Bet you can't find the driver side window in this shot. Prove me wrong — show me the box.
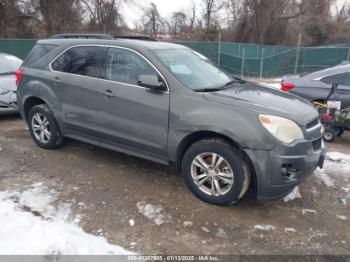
[106,48,158,86]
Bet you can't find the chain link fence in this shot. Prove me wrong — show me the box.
[176,41,350,78]
[1,39,350,79]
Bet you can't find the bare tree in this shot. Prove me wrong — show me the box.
[141,3,162,38]
[202,0,224,38]
[82,0,124,34]
[167,11,187,38]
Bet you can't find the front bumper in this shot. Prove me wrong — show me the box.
[245,139,326,201]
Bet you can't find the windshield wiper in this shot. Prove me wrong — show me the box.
[194,87,227,92]
[218,78,246,89]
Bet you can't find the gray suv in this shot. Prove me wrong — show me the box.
[16,36,325,205]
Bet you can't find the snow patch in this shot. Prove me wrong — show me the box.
[254,225,276,231]
[314,168,335,187]
[183,221,193,227]
[283,186,302,202]
[129,219,135,226]
[284,227,296,233]
[336,215,347,221]
[302,209,317,215]
[0,184,133,255]
[136,201,166,225]
[215,228,227,238]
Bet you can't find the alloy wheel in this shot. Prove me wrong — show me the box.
[190,152,234,196]
[31,113,51,144]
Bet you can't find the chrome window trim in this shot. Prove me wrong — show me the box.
[48,44,169,93]
[313,71,347,81]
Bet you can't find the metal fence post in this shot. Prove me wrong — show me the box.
[294,33,302,74]
[259,48,265,79]
[347,46,350,61]
[217,31,221,66]
[241,49,245,79]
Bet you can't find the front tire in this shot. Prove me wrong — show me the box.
[181,139,250,206]
[28,104,63,149]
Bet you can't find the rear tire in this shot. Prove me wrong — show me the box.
[28,104,64,149]
[181,139,250,206]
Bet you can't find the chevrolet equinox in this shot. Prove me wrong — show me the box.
[16,36,326,205]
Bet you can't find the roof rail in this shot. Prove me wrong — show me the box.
[114,35,156,41]
[49,33,113,39]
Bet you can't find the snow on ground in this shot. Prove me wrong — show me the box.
[0,183,133,255]
[136,201,166,225]
[254,225,276,231]
[283,186,302,202]
[316,152,350,186]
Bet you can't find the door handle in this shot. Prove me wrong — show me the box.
[100,89,115,97]
[53,76,60,85]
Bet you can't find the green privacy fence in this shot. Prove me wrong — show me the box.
[0,39,37,60]
[1,39,350,78]
[176,41,350,78]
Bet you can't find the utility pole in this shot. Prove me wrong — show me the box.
[294,33,302,74]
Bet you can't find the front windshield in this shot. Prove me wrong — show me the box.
[153,49,233,90]
[0,55,22,74]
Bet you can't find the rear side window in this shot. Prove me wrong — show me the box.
[24,44,57,67]
[321,73,346,85]
[51,46,104,78]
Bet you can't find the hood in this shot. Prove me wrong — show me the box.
[0,75,17,91]
[203,81,319,125]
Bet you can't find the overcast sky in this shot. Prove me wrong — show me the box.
[122,0,348,29]
[122,0,198,28]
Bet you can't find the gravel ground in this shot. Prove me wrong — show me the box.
[0,113,349,255]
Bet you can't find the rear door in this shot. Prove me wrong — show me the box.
[50,46,105,140]
[97,46,170,162]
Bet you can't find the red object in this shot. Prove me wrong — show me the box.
[321,113,332,122]
[281,82,295,91]
[15,68,23,86]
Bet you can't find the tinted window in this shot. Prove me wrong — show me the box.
[25,44,57,67]
[321,73,346,85]
[106,48,158,85]
[52,46,103,78]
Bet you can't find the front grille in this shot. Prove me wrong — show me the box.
[312,137,322,151]
[306,118,320,130]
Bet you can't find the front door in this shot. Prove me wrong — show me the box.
[97,47,170,161]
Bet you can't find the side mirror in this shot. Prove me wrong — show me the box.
[138,75,166,91]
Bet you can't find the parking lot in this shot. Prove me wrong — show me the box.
[0,111,349,255]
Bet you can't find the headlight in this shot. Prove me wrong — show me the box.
[259,114,304,144]
[0,88,10,95]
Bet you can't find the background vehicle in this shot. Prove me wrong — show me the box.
[0,53,22,111]
[16,36,325,206]
[281,63,350,108]
[313,83,350,142]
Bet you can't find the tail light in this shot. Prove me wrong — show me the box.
[281,82,295,92]
[16,68,23,86]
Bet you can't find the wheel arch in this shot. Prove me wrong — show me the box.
[23,96,52,122]
[175,130,257,193]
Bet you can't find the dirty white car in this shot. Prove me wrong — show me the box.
[0,53,22,110]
